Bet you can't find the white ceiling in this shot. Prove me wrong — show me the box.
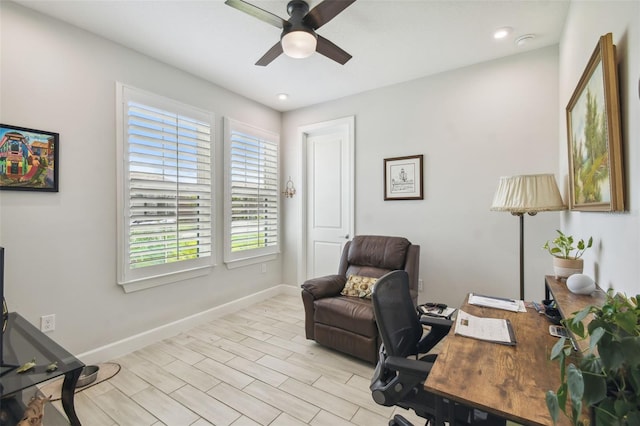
[14,0,570,111]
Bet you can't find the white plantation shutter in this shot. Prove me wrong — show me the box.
[224,118,279,265]
[117,83,214,291]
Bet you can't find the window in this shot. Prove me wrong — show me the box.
[116,83,214,292]
[224,118,279,266]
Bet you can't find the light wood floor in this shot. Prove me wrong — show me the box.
[47,293,427,426]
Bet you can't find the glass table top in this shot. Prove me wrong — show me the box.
[1,312,84,397]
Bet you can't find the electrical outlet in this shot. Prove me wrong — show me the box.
[41,314,55,332]
[418,279,424,291]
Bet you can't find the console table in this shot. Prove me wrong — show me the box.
[1,312,84,425]
[545,275,606,353]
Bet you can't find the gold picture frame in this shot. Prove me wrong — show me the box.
[566,33,624,211]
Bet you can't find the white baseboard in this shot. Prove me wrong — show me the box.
[77,284,299,365]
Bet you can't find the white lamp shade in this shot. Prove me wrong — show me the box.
[490,174,567,213]
[281,30,317,58]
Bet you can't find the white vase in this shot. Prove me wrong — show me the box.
[553,257,584,279]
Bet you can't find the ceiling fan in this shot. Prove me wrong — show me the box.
[224,0,356,66]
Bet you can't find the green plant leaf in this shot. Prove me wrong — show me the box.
[629,365,640,396]
[551,337,567,360]
[573,306,592,324]
[546,391,560,425]
[579,353,603,374]
[616,310,638,336]
[567,364,584,421]
[626,411,640,425]
[614,399,630,418]
[589,327,605,352]
[599,340,625,371]
[572,320,585,339]
[581,371,606,406]
[570,399,582,424]
[567,364,584,403]
[620,336,640,366]
[557,382,568,412]
[594,399,619,426]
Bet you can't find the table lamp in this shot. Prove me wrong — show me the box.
[490,174,566,300]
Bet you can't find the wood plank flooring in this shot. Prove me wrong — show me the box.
[46,294,427,425]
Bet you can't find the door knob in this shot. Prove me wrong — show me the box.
[344,234,349,239]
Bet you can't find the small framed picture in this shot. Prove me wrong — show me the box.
[384,154,423,200]
[0,124,59,192]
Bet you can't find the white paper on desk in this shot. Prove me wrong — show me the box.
[468,293,526,312]
[454,310,516,345]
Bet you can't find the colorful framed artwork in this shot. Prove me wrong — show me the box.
[566,33,623,211]
[0,124,59,192]
[384,154,423,200]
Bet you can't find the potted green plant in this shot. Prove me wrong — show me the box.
[546,290,640,425]
[543,230,593,279]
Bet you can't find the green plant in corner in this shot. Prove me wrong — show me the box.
[546,290,640,425]
[543,230,593,259]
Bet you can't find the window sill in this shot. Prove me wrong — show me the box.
[118,265,212,293]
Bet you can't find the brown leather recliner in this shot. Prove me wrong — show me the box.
[301,235,420,364]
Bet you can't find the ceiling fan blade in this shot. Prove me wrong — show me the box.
[316,34,352,65]
[224,0,286,29]
[255,42,284,66]
[304,0,356,30]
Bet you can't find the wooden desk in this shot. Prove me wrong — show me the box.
[424,296,569,426]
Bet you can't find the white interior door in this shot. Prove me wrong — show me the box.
[299,117,354,280]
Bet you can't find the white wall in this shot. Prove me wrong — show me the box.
[0,2,282,358]
[559,1,640,295]
[282,46,561,307]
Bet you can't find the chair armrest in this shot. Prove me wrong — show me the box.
[418,317,453,354]
[301,275,346,300]
[386,355,432,377]
[419,316,453,329]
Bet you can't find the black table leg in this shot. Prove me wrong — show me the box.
[61,367,82,426]
[433,395,445,426]
[545,277,550,300]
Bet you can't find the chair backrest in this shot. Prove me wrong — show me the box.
[371,270,423,358]
[336,235,420,302]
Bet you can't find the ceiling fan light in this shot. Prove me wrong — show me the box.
[281,30,317,59]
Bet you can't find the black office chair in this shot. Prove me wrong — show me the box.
[370,270,506,426]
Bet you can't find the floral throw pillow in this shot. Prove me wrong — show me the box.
[341,275,378,299]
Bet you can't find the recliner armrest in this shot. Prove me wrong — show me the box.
[301,274,346,300]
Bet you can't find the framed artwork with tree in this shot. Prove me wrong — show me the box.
[566,33,623,212]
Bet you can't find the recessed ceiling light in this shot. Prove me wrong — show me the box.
[277,93,288,101]
[494,27,513,40]
[515,34,536,47]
